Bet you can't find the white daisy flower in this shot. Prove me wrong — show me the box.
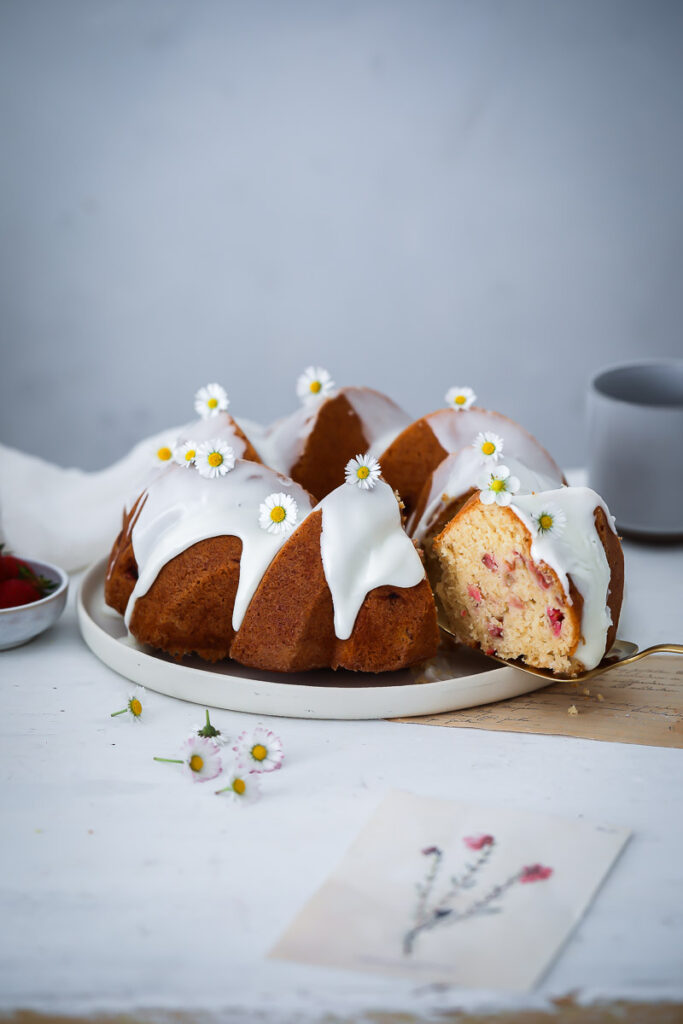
[534,503,567,537]
[110,685,147,721]
[258,492,299,536]
[174,440,198,469]
[195,440,236,479]
[215,761,261,804]
[182,736,223,783]
[154,442,175,465]
[233,725,284,773]
[194,383,229,418]
[473,431,504,463]
[296,366,335,404]
[478,465,521,507]
[445,386,476,411]
[191,709,230,745]
[344,453,382,490]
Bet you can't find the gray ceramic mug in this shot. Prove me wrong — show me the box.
[587,359,683,537]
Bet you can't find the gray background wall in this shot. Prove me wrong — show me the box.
[1,0,682,471]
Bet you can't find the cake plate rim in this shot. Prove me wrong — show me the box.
[77,558,549,720]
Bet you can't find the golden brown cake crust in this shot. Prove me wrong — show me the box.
[104,492,146,615]
[129,536,243,662]
[105,507,439,674]
[593,506,624,654]
[289,393,370,500]
[379,418,449,517]
[232,510,439,673]
[380,408,566,518]
[104,416,261,616]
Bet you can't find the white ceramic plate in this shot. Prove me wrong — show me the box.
[77,559,548,720]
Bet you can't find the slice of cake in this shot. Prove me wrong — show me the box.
[433,486,624,676]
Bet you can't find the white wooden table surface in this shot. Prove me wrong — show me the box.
[1,532,682,1022]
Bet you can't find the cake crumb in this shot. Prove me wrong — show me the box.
[582,688,591,696]
[597,693,604,702]
[568,705,579,716]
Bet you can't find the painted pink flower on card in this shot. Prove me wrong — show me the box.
[520,863,553,883]
[463,834,495,850]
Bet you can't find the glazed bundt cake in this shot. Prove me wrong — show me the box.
[250,367,411,501]
[433,485,624,676]
[149,382,261,474]
[407,449,564,588]
[380,388,564,520]
[105,455,439,673]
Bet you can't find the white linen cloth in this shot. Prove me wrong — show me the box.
[0,416,268,573]
[0,428,185,572]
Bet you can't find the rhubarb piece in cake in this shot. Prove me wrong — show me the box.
[433,485,624,676]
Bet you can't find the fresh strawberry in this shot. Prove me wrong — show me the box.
[0,553,30,581]
[0,546,56,597]
[0,578,43,608]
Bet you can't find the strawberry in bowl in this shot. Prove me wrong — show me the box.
[0,548,69,650]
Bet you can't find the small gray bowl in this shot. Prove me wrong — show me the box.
[0,557,69,651]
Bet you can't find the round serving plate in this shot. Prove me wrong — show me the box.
[77,559,547,720]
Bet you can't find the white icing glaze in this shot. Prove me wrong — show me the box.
[409,450,562,542]
[253,402,321,475]
[124,413,251,516]
[318,479,426,640]
[124,461,314,632]
[343,388,412,459]
[175,411,249,457]
[508,487,618,670]
[425,408,564,481]
[253,387,411,474]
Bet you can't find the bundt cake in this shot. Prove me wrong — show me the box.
[105,455,439,673]
[408,448,563,543]
[150,382,261,474]
[250,367,412,501]
[380,390,564,520]
[433,485,624,676]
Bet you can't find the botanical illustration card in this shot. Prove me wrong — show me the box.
[270,790,630,991]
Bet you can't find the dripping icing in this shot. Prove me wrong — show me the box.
[124,462,314,632]
[409,449,562,542]
[508,486,618,670]
[123,465,425,643]
[318,479,426,640]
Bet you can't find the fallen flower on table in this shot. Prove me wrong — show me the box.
[111,686,146,721]
[154,735,222,783]
[215,761,261,804]
[233,724,284,773]
[192,708,229,745]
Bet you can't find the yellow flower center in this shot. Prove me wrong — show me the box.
[251,743,267,761]
[233,778,246,794]
[491,478,506,493]
[539,514,554,531]
[129,698,142,717]
[270,506,286,523]
[309,380,322,394]
[185,449,196,462]
[455,394,466,405]
[356,465,370,479]
[482,441,496,455]
[208,451,223,468]
[189,754,204,773]
[157,446,172,461]
[207,397,218,409]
